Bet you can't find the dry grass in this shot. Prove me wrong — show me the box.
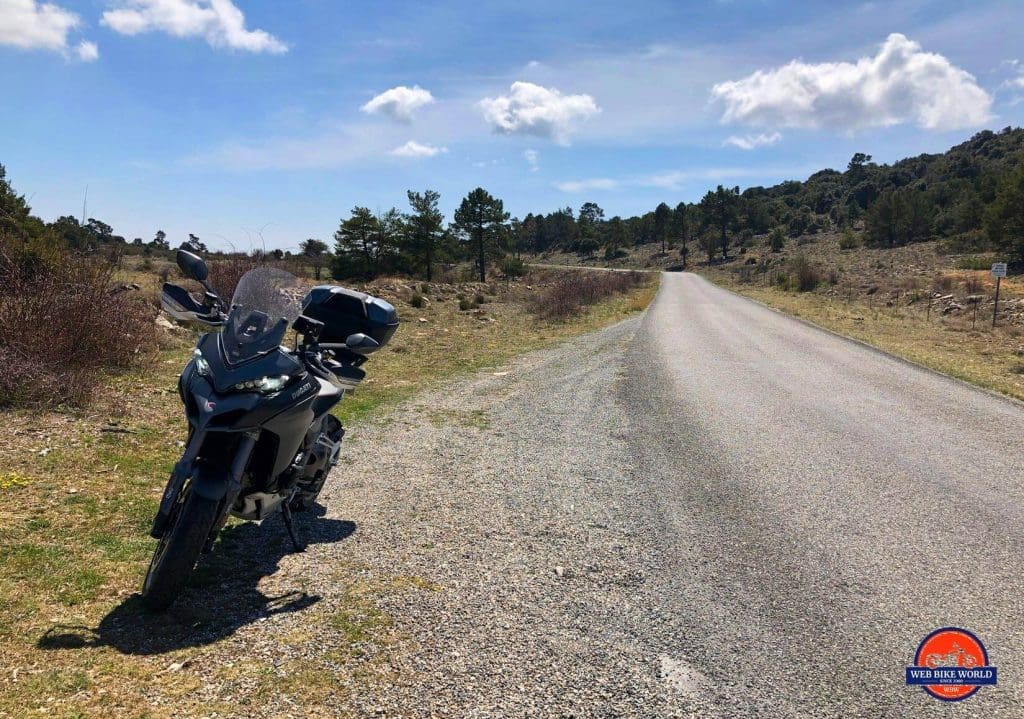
[0,267,657,718]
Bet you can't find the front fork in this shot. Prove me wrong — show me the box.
[150,430,258,539]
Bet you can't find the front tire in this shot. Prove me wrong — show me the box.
[142,486,220,610]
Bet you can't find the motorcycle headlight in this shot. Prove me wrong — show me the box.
[193,349,211,376]
[232,375,290,394]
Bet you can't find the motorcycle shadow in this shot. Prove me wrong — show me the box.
[36,507,356,656]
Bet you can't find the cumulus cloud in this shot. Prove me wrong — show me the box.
[711,33,992,131]
[724,131,781,150]
[479,81,599,144]
[361,85,434,122]
[101,0,287,54]
[523,148,539,171]
[390,140,447,159]
[0,0,97,59]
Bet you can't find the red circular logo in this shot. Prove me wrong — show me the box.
[911,628,991,701]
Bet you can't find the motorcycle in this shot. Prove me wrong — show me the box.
[143,249,398,610]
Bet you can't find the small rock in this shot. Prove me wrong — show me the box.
[37,448,50,457]
[418,317,428,323]
[554,566,565,578]
[942,303,963,315]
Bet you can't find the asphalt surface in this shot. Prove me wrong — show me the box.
[306,271,1024,716]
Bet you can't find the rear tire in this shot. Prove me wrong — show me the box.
[142,487,220,610]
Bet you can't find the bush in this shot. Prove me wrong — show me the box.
[207,256,261,300]
[410,292,425,308]
[769,228,785,252]
[500,257,526,278]
[527,270,646,321]
[458,297,476,311]
[474,292,487,304]
[0,235,159,407]
[839,230,860,251]
[956,256,992,270]
[791,255,821,292]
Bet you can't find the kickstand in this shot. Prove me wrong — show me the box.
[281,500,305,552]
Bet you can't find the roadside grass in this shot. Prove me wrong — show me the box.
[0,269,657,718]
[703,274,1024,402]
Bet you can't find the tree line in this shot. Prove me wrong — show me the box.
[3,126,1024,284]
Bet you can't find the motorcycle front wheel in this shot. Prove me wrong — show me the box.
[141,485,219,610]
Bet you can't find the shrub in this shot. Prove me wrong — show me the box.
[527,270,646,321]
[410,292,425,308]
[207,256,261,300]
[458,297,475,311]
[500,257,526,278]
[839,230,860,251]
[769,227,785,252]
[791,255,821,292]
[474,292,487,304]
[0,235,159,408]
[956,256,991,270]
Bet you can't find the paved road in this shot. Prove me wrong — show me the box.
[256,271,1024,716]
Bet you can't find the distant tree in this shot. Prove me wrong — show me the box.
[300,238,329,280]
[985,165,1024,263]
[673,202,690,268]
[847,152,873,173]
[50,215,93,251]
[769,227,785,252]
[697,227,718,263]
[864,189,930,248]
[577,201,604,255]
[181,233,207,253]
[303,239,328,278]
[150,230,169,250]
[453,188,509,282]
[604,216,626,260]
[653,202,672,253]
[699,185,740,259]
[0,163,43,239]
[87,218,114,244]
[404,189,445,281]
[333,206,382,278]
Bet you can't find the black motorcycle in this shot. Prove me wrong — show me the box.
[144,250,398,609]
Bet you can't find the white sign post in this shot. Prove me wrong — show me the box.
[992,263,1007,327]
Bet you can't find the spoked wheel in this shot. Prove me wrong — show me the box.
[142,485,220,610]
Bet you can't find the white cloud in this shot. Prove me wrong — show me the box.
[0,0,97,59]
[557,165,817,194]
[1003,60,1024,89]
[724,131,782,150]
[711,33,992,131]
[554,178,618,193]
[523,148,539,171]
[479,81,600,144]
[390,140,447,159]
[75,39,98,61]
[101,0,287,54]
[361,85,434,122]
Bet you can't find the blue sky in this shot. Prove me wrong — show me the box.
[1,0,1023,251]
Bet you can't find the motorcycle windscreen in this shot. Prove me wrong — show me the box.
[220,267,305,364]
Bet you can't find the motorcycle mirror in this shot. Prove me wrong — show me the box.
[176,249,209,282]
[345,333,380,351]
